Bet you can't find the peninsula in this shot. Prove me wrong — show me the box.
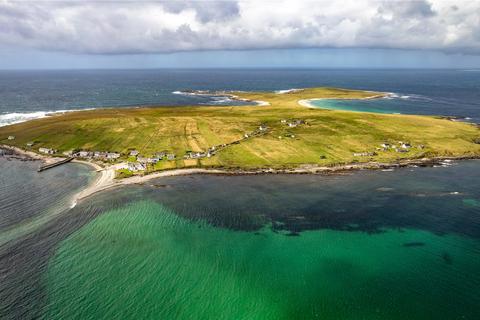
[1,87,479,185]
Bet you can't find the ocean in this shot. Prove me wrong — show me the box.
[0,69,479,319]
[1,69,480,126]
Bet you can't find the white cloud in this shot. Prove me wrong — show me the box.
[0,0,479,54]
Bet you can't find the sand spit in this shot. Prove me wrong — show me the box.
[72,155,479,203]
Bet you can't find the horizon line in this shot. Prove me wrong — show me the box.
[0,67,475,72]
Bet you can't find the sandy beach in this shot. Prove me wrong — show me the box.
[2,141,477,203]
[71,155,479,205]
[3,143,479,206]
[297,92,388,109]
[298,99,317,108]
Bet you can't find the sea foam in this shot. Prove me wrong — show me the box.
[0,109,95,127]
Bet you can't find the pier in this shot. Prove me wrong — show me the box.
[38,157,74,172]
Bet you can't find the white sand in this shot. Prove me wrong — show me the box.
[72,167,227,205]
[254,100,270,106]
[297,99,317,108]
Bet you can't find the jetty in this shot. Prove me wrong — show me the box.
[38,157,74,172]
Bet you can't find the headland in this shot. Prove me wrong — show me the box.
[1,86,479,202]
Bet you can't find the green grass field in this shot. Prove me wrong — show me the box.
[1,87,479,171]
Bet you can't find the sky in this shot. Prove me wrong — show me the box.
[1,0,480,69]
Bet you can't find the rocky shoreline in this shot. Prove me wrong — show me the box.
[141,155,479,177]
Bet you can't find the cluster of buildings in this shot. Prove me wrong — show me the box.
[354,141,425,157]
[127,150,176,171]
[133,150,176,163]
[70,150,121,160]
[127,162,146,172]
[276,119,305,139]
[280,119,306,128]
[377,141,424,153]
[10,122,272,173]
[126,124,270,168]
[184,150,216,160]
[39,147,57,155]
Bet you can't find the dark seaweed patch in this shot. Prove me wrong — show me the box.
[442,252,453,265]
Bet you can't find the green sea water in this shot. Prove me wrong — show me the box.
[2,160,480,319]
[44,200,480,320]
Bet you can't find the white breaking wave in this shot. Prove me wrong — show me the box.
[0,109,95,127]
[171,90,211,96]
[385,92,410,99]
[0,111,49,126]
[208,97,235,104]
[384,92,431,101]
[383,93,397,100]
[384,92,411,100]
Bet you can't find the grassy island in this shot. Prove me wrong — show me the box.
[1,87,479,175]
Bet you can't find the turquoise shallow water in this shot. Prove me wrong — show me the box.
[309,98,399,114]
[1,160,480,319]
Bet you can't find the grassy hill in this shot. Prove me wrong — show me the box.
[1,87,479,172]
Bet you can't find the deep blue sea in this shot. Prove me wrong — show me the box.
[1,69,479,126]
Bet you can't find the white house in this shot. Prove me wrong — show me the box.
[107,152,120,160]
[94,151,107,159]
[128,162,146,171]
[155,151,166,158]
[353,152,376,157]
[38,147,56,154]
[78,151,92,158]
